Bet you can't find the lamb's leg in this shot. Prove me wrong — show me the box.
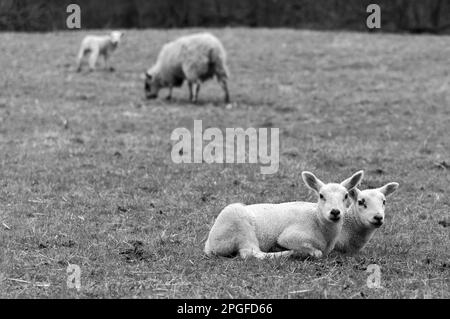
[88,49,99,72]
[76,48,85,72]
[277,228,324,259]
[206,203,268,259]
[294,243,323,258]
[239,246,293,260]
[104,54,114,72]
[166,86,173,100]
[217,77,230,104]
[188,82,193,101]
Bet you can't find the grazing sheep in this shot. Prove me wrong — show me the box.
[334,182,399,254]
[144,32,230,103]
[76,31,124,72]
[204,171,364,260]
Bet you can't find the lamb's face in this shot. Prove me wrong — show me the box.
[316,184,349,223]
[350,183,398,229]
[301,171,363,224]
[144,71,160,99]
[110,31,123,45]
[351,189,386,228]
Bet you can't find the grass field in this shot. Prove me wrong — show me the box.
[0,28,449,298]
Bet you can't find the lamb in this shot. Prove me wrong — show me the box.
[76,31,124,72]
[144,33,230,103]
[334,182,399,254]
[204,170,364,259]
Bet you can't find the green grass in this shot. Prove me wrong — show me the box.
[0,28,449,298]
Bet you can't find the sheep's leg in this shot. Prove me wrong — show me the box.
[188,82,193,101]
[88,49,99,72]
[166,86,173,100]
[218,78,230,104]
[193,83,201,103]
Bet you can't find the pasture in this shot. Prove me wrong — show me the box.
[0,28,448,298]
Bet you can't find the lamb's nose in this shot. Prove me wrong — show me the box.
[330,209,341,217]
[373,215,383,222]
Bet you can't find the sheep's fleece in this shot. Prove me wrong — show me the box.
[145,32,230,102]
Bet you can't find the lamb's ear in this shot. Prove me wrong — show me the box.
[341,170,364,191]
[348,188,360,202]
[378,182,399,197]
[301,171,325,193]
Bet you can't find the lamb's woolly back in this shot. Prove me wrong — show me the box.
[80,31,123,49]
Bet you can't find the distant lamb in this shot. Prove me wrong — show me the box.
[204,171,364,259]
[334,182,399,254]
[76,31,124,72]
[144,33,230,103]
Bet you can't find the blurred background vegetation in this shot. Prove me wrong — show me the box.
[0,0,449,33]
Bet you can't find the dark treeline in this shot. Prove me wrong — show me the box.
[1,0,450,33]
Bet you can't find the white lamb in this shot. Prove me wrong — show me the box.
[76,31,124,72]
[144,32,230,103]
[204,170,364,259]
[334,182,399,254]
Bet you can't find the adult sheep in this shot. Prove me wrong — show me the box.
[144,33,230,103]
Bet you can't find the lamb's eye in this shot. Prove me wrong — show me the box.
[319,194,325,201]
[344,193,348,200]
[358,199,366,207]
[382,200,386,205]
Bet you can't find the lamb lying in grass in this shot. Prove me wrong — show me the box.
[76,31,124,72]
[334,182,399,254]
[144,32,230,103]
[204,170,364,259]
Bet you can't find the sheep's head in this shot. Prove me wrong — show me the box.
[302,171,364,224]
[144,69,161,99]
[110,31,124,45]
[349,183,399,228]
